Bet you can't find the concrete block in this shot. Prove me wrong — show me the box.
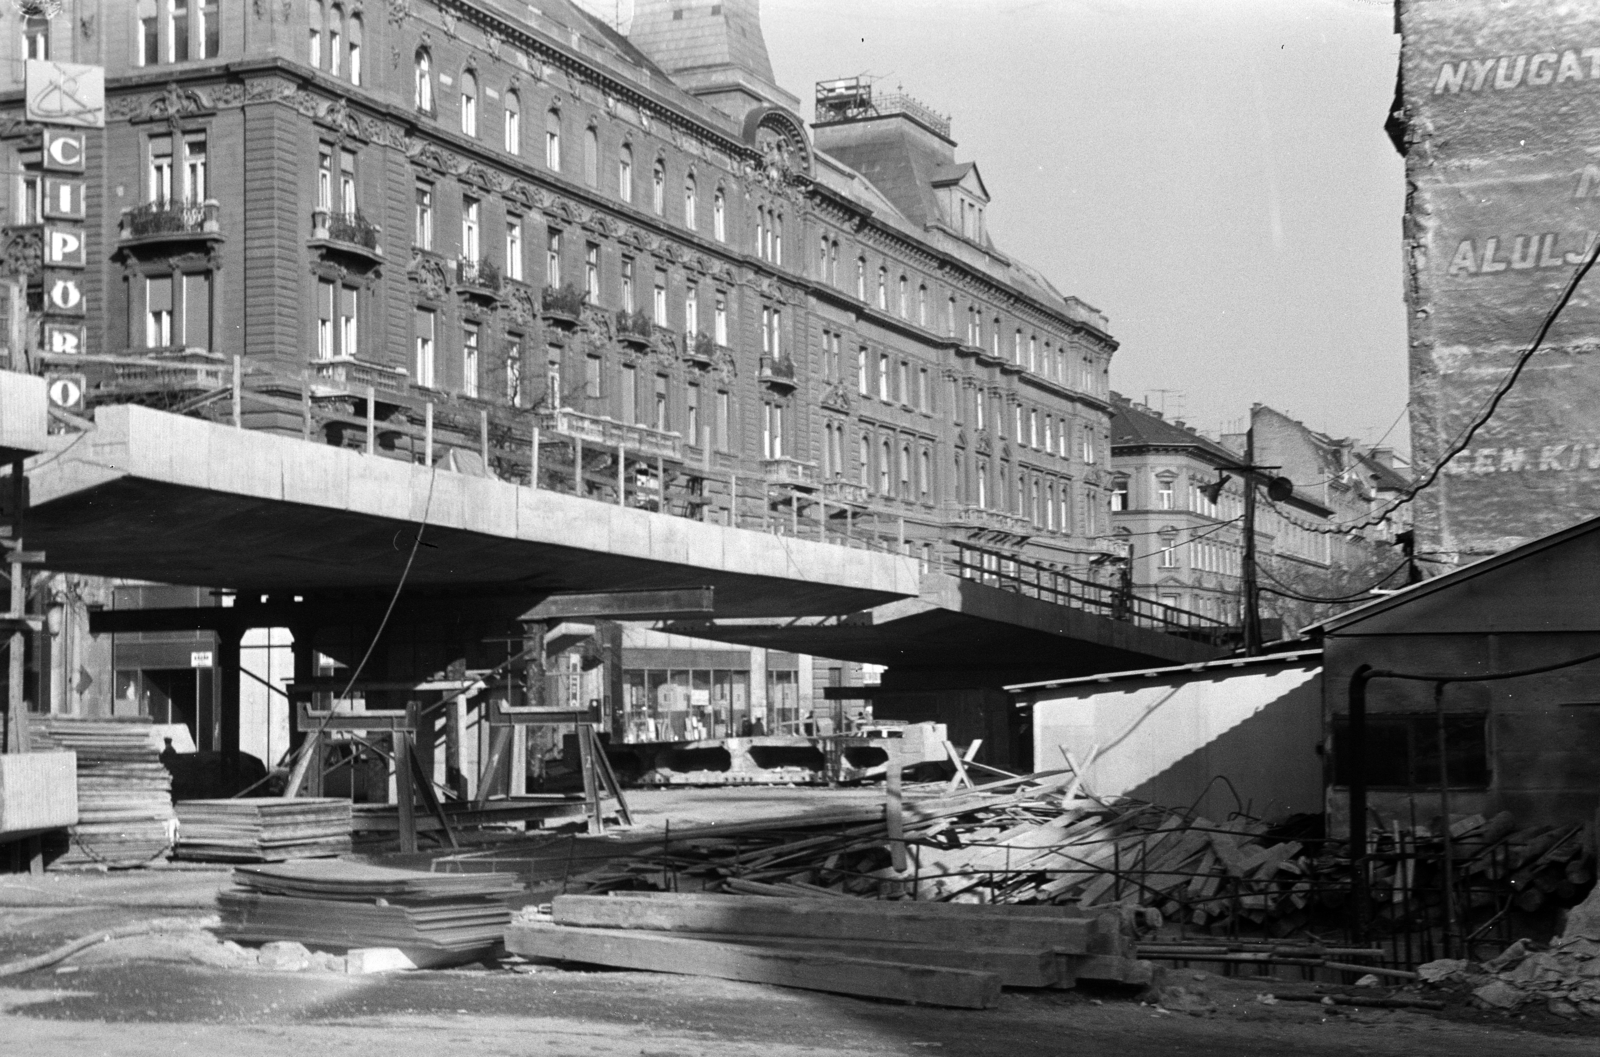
[344,947,418,974]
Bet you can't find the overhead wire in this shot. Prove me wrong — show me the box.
[1284,230,1600,537]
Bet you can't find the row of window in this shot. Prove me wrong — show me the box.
[138,0,221,67]
[411,49,757,252]
[823,243,1103,395]
[307,1,363,84]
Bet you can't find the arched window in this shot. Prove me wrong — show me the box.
[918,284,928,326]
[858,435,870,487]
[977,461,988,508]
[774,212,783,264]
[946,295,956,337]
[880,439,892,495]
[876,267,887,310]
[684,175,697,229]
[1014,328,1023,364]
[1046,483,1056,529]
[460,70,478,136]
[584,126,599,187]
[953,453,964,504]
[503,90,521,154]
[310,2,324,67]
[651,160,665,214]
[898,275,908,318]
[545,108,561,170]
[818,235,828,276]
[618,144,633,202]
[856,257,866,300]
[413,49,432,112]
[830,239,839,285]
[347,15,363,84]
[992,316,1001,356]
[328,5,344,75]
[899,444,911,497]
[713,189,726,241]
[1031,479,1041,526]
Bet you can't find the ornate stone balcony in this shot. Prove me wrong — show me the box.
[821,479,871,506]
[308,355,409,396]
[542,284,587,327]
[759,354,797,391]
[118,198,222,246]
[538,406,681,462]
[760,457,818,487]
[948,505,1033,536]
[309,208,383,265]
[456,257,501,299]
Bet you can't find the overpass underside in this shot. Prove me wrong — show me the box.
[15,401,1225,770]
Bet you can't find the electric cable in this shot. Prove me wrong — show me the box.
[1283,231,1600,537]
[274,464,438,798]
[1254,557,1408,604]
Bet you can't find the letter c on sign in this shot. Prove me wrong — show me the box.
[46,134,82,169]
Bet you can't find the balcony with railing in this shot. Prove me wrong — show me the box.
[119,198,221,245]
[759,354,797,391]
[684,331,718,368]
[456,257,501,299]
[308,355,410,396]
[538,406,681,462]
[761,457,818,488]
[310,208,383,265]
[947,504,1034,536]
[821,478,871,506]
[615,308,654,348]
[543,284,587,326]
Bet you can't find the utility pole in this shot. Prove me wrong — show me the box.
[1241,429,1261,655]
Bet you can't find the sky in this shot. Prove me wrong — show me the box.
[755,0,1410,454]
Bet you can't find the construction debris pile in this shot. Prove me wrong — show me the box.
[1418,883,1600,1018]
[585,771,1307,933]
[30,717,176,867]
[174,797,352,862]
[217,859,520,964]
[507,891,1133,1008]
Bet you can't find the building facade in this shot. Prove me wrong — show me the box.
[1,0,1120,752]
[1110,396,1405,640]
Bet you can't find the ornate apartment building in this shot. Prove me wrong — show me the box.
[0,0,1122,747]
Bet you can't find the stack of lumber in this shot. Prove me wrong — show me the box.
[217,859,521,959]
[506,892,1132,1008]
[174,798,351,862]
[29,717,176,866]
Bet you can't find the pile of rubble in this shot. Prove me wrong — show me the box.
[1419,885,1600,1017]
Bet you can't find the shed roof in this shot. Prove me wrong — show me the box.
[1311,513,1600,636]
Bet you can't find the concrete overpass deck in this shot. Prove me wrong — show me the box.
[23,404,921,618]
[665,571,1222,682]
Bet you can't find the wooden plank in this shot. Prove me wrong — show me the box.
[520,588,715,621]
[505,921,1001,1008]
[551,893,1099,953]
[667,930,1058,987]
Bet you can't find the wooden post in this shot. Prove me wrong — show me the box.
[232,354,242,428]
[445,694,466,800]
[424,402,434,466]
[480,409,490,468]
[573,435,584,495]
[366,385,376,455]
[729,473,738,527]
[791,492,799,536]
[475,725,513,807]
[656,456,665,512]
[578,723,603,835]
[394,727,417,854]
[301,375,312,441]
[617,443,626,506]
[531,427,541,489]
[886,746,906,872]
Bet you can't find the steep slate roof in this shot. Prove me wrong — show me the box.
[1111,396,1238,463]
[816,118,953,230]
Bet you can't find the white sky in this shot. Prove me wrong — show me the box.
[759,0,1409,453]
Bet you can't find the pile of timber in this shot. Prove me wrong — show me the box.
[506,892,1134,1008]
[585,771,1303,930]
[218,859,521,960]
[29,717,176,867]
[174,798,352,862]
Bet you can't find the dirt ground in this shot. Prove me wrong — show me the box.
[3,788,1598,1056]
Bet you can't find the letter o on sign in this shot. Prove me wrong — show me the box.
[47,375,84,411]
